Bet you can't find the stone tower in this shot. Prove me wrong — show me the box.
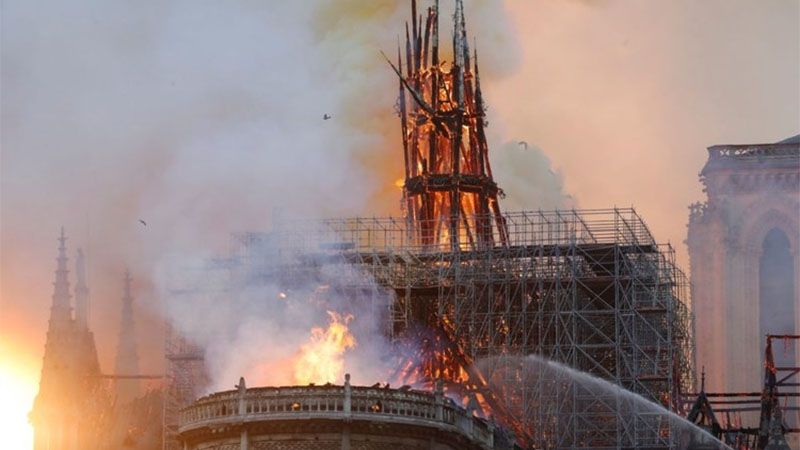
[114,269,141,403]
[30,229,102,450]
[687,135,800,393]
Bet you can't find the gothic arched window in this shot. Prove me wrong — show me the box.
[759,227,796,368]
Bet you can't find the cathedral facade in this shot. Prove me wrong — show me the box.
[688,135,800,393]
[30,230,153,449]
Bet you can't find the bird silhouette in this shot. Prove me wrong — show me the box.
[323,113,332,120]
[138,219,147,227]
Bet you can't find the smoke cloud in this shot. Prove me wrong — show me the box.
[3,0,796,399]
[1,0,541,386]
[161,240,397,391]
[492,141,575,210]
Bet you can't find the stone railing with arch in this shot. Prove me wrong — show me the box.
[179,375,502,449]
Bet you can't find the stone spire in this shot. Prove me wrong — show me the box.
[114,269,141,403]
[32,229,102,450]
[74,248,89,330]
[48,227,72,330]
[764,406,791,450]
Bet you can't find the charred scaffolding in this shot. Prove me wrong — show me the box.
[686,335,799,449]
[248,208,694,449]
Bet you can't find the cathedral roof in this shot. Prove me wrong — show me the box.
[776,134,800,144]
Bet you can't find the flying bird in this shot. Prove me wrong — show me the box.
[138,219,147,227]
[323,113,332,120]
[518,141,529,150]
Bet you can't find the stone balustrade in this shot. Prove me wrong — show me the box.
[707,143,800,162]
[178,375,502,449]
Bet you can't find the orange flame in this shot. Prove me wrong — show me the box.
[293,311,356,385]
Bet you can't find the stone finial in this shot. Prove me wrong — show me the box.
[435,379,444,396]
[237,377,247,416]
[344,373,352,417]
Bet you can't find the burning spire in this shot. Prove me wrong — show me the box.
[114,269,141,403]
[389,0,508,250]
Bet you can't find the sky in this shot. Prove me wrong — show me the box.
[1,0,798,446]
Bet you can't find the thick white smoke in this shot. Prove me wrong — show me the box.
[160,241,397,391]
[492,141,575,210]
[2,0,571,382]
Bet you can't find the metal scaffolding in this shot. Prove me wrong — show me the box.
[686,335,799,449]
[186,207,693,449]
[162,322,206,450]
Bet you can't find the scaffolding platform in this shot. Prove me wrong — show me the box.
[165,208,694,449]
